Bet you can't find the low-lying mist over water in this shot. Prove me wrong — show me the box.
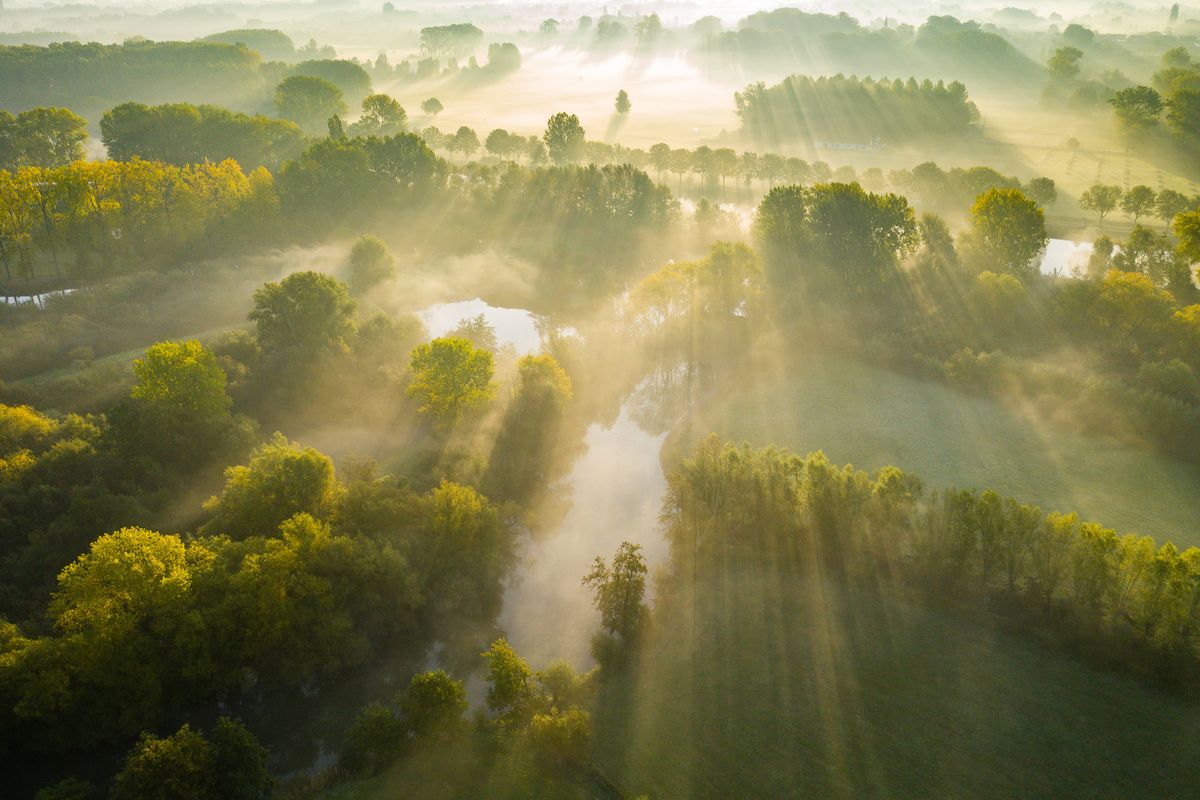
[3,0,1200,798]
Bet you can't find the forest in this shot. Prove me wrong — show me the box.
[1,1,1200,798]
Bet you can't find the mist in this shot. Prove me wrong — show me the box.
[3,0,1200,797]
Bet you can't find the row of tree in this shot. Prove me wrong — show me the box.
[735,74,979,147]
[663,436,1200,688]
[0,158,271,280]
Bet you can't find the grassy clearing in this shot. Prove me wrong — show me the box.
[672,352,1200,545]
[593,570,1200,799]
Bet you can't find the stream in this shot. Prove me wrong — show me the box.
[417,298,670,668]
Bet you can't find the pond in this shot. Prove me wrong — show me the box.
[1039,238,1094,277]
[418,298,542,353]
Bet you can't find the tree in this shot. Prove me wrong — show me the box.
[274,75,347,134]
[543,112,586,165]
[1121,185,1157,223]
[131,340,230,422]
[450,126,480,158]
[1156,189,1191,225]
[487,354,573,501]
[421,97,443,117]
[1109,86,1164,129]
[529,706,592,767]
[5,107,88,168]
[34,778,94,800]
[1025,177,1057,207]
[754,182,918,296]
[52,527,196,636]
[648,142,670,176]
[1173,208,1200,264]
[539,18,560,35]
[968,188,1048,280]
[1166,89,1200,146]
[111,724,213,800]
[482,638,532,720]
[202,432,340,539]
[340,703,406,776]
[208,718,271,800]
[447,314,498,351]
[406,337,496,427]
[635,13,663,43]
[485,128,519,159]
[346,235,395,293]
[401,669,467,739]
[614,89,631,114]
[111,719,270,800]
[419,24,483,57]
[352,93,406,137]
[249,271,357,357]
[582,541,648,641]
[1047,47,1083,81]
[669,148,692,188]
[1079,183,1122,222]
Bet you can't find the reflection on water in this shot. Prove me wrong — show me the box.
[1039,238,1093,277]
[499,404,668,667]
[418,297,542,353]
[2,288,75,308]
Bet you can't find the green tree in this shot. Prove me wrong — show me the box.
[755,182,918,296]
[52,526,198,636]
[615,89,631,114]
[208,718,271,800]
[8,107,88,168]
[346,235,395,293]
[450,126,481,158]
[1047,47,1083,81]
[1025,177,1057,207]
[543,112,586,165]
[1176,207,1200,264]
[421,97,443,117]
[487,353,573,501]
[274,75,347,134]
[485,128,519,159]
[111,719,269,800]
[202,432,340,539]
[249,271,357,357]
[482,637,532,720]
[1121,185,1157,223]
[1166,89,1200,145]
[648,142,670,176]
[131,340,230,422]
[582,541,648,641]
[406,337,496,427]
[447,314,498,351]
[967,188,1048,280]
[352,93,406,137]
[528,706,592,767]
[340,703,406,776]
[111,724,213,800]
[1109,86,1164,129]
[1080,183,1123,222]
[1156,189,1192,225]
[401,669,467,739]
[34,778,94,800]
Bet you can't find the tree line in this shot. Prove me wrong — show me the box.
[661,436,1200,691]
[735,73,979,148]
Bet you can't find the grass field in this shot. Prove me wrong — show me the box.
[672,352,1200,546]
[592,570,1200,799]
